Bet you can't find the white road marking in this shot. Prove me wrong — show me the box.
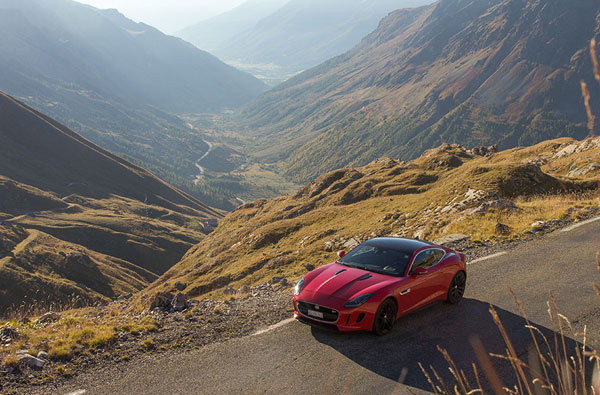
[467,251,507,265]
[64,390,87,395]
[560,216,600,233]
[252,318,295,336]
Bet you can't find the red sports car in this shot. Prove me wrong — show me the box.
[293,237,466,335]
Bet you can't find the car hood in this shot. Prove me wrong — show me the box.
[302,263,398,301]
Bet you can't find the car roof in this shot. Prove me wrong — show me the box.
[362,237,434,253]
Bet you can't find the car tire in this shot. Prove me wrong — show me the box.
[446,271,466,304]
[372,298,397,336]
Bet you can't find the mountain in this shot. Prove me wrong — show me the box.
[183,0,432,84]
[0,91,222,312]
[241,0,600,182]
[0,0,267,210]
[145,137,600,299]
[177,0,289,54]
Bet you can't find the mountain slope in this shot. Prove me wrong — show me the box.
[147,137,600,298]
[242,0,600,181]
[0,91,222,312]
[0,0,266,113]
[201,0,432,83]
[177,0,289,54]
[0,0,267,209]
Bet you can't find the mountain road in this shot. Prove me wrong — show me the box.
[46,218,600,394]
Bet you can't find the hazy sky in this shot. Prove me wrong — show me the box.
[76,0,246,34]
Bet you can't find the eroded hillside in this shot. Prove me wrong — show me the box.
[148,137,600,299]
[0,91,222,312]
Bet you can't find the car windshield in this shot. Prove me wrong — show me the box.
[338,245,412,276]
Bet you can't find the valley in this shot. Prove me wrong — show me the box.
[1,0,600,393]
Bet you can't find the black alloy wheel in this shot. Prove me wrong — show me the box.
[446,271,466,304]
[373,299,397,336]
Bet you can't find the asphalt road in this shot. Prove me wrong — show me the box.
[53,218,600,395]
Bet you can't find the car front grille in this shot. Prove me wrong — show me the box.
[297,301,339,323]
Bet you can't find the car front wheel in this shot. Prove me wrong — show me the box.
[446,271,466,304]
[372,298,397,336]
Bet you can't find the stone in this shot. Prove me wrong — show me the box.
[223,287,235,295]
[17,354,45,369]
[304,264,315,271]
[342,238,360,250]
[472,199,518,214]
[171,292,188,312]
[36,351,48,360]
[324,241,335,251]
[567,163,600,178]
[236,285,251,295]
[413,229,426,240]
[36,312,61,325]
[174,282,186,291]
[0,326,20,343]
[495,223,511,235]
[271,276,283,284]
[150,292,175,311]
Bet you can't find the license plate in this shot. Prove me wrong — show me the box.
[307,309,324,319]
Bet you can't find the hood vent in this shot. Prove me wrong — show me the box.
[334,269,347,276]
[357,274,372,281]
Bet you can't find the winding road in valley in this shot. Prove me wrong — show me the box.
[49,218,600,394]
[193,139,214,184]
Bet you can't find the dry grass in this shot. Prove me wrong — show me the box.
[143,136,600,300]
[0,306,159,365]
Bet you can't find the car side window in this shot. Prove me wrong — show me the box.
[410,249,445,272]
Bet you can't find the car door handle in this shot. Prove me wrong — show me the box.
[400,289,411,295]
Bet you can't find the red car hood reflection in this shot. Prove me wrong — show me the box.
[302,263,399,301]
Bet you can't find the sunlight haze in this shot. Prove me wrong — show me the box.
[75,0,246,33]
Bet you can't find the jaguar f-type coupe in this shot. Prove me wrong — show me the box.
[293,237,466,335]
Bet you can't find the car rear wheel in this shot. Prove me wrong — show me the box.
[372,298,397,336]
[446,271,466,304]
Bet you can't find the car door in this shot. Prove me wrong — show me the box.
[398,249,446,313]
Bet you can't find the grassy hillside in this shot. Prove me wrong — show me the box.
[0,91,222,313]
[146,137,600,299]
[241,0,600,182]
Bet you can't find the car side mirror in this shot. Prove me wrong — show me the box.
[412,267,428,276]
[337,250,346,259]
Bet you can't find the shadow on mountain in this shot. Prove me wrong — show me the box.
[310,298,589,392]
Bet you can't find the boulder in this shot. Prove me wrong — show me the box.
[36,312,61,325]
[150,292,174,311]
[171,293,188,312]
[17,354,45,369]
[36,351,49,360]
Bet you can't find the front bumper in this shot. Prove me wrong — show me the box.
[292,295,375,332]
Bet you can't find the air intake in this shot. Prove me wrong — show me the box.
[334,269,346,276]
[357,274,372,281]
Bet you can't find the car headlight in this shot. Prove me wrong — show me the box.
[344,293,374,308]
[293,277,305,296]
